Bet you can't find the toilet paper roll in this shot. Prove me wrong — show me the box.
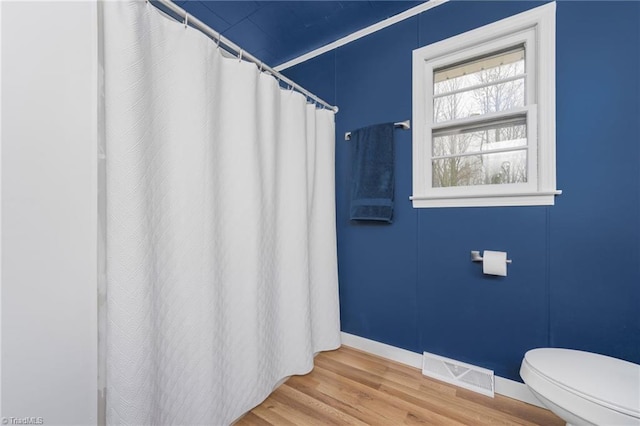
[483,250,507,276]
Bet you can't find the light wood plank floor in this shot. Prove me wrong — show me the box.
[235,346,563,425]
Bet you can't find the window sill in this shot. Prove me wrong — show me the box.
[410,190,562,208]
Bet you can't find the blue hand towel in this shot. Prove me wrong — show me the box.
[350,122,395,223]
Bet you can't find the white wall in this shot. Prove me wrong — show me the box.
[1,2,98,424]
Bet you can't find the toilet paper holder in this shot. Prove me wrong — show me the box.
[471,250,512,264]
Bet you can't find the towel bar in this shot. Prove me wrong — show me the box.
[345,120,410,141]
[471,250,512,264]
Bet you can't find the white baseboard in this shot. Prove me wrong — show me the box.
[340,332,545,408]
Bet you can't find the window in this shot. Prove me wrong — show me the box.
[411,3,560,208]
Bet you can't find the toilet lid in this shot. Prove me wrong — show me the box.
[524,348,640,418]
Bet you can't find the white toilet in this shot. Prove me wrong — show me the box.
[520,348,640,426]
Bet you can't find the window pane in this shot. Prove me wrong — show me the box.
[434,47,525,95]
[434,79,525,122]
[432,150,527,188]
[433,120,526,157]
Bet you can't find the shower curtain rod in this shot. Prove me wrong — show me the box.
[152,0,339,113]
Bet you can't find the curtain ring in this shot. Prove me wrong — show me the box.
[238,49,243,62]
[216,37,221,50]
[184,14,189,29]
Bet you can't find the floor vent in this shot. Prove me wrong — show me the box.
[422,351,495,397]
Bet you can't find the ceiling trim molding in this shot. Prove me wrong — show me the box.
[274,0,449,71]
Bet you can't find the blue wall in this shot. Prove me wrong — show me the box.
[284,0,640,381]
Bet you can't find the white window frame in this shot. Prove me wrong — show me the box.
[411,2,560,208]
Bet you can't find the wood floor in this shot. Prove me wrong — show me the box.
[235,346,564,426]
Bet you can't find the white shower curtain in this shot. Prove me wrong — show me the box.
[102,2,340,424]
